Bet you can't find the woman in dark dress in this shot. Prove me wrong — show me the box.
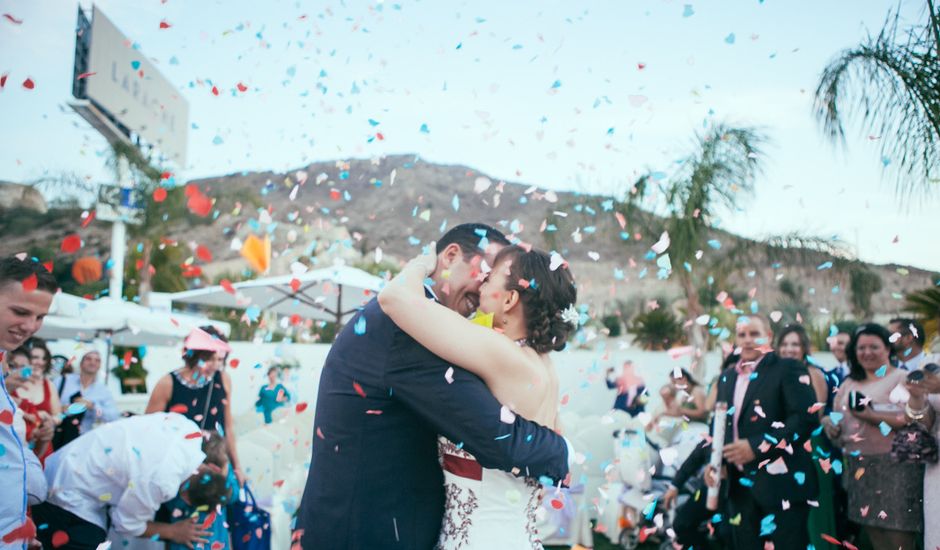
[146,326,243,549]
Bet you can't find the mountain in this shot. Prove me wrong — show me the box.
[2,154,935,324]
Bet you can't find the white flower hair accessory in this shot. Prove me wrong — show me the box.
[560,304,580,328]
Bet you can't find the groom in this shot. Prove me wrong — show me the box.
[295,223,571,549]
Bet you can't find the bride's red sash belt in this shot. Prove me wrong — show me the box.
[442,453,483,481]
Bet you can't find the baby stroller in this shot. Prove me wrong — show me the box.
[613,421,709,550]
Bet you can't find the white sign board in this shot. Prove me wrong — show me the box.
[84,6,188,166]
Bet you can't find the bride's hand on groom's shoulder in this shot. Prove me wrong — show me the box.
[408,249,438,277]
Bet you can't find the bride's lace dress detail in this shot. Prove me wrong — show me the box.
[437,437,543,550]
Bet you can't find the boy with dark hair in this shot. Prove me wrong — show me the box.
[0,255,57,549]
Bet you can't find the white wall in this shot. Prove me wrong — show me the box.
[48,338,837,422]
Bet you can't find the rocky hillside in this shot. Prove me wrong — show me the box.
[2,155,935,323]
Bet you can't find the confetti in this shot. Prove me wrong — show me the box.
[240,234,271,273]
[61,234,82,253]
[354,316,367,335]
[21,273,37,292]
[51,531,69,548]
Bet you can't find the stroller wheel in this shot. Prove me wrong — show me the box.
[618,528,640,550]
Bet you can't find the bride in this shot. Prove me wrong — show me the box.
[379,243,578,549]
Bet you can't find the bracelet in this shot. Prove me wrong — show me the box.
[906,402,931,421]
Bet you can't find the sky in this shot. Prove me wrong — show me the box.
[1,0,938,271]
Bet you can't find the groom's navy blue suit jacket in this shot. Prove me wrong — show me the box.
[295,296,570,549]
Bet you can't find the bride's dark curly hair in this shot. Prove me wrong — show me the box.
[492,245,578,354]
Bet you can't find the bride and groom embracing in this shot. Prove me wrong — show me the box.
[294,222,580,549]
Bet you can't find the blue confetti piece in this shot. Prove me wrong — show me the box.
[682,4,695,17]
[833,459,843,475]
[738,477,754,487]
[354,316,367,335]
[66,402,88,416]
[817,261,833,270]
[368,118,380,126]
[212,135,224,145]
[245,306,261,323]
[794,471,806,485]
[759,514,776,536]
[724,33,736,44]
[707,239,721,249]
[0,443,5,457]
[878,422,891,436]
[131,60,141,70]
[875,364,887,377]
[494,433,511,440]
[550,79,562,89]
[452,194,460,211]
[419,123,429,134]
[829,412,843,425]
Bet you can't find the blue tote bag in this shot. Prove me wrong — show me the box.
[228,483,271,550]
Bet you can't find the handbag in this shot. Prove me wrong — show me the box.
[891,421,939,464]
[227,483,271,550]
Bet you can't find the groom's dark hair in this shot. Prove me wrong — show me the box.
[436,223,510,258]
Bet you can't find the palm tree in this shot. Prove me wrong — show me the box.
[814,1,940,198]
[906,284,940,344]
[628,308,685,351]
[34,143,194,305]
[620,123,767,377]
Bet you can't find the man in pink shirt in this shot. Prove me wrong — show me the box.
[713,314,819,549]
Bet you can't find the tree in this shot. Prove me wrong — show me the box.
[627,308,685,351]
[35,143,211,305]
[814,1,940,198]
[621,123,767,376]
[905,284,940,345]
[848,263,883,319]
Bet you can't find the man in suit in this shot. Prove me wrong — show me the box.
[889,317,928,371]
[295,223,571,549]
[712,314,819,549]
[827,329,851,384]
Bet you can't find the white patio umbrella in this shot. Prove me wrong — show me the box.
[169,264,384,326]
[37,294,230,347]
[37,294,231,383]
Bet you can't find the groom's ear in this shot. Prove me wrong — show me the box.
[439,243,463,268]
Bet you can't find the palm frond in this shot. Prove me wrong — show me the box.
[814,3,940,200]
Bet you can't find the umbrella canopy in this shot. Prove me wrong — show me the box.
[37,293,230,347]
[169,264,384,325]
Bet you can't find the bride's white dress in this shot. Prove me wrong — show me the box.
[436,437,544,549]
